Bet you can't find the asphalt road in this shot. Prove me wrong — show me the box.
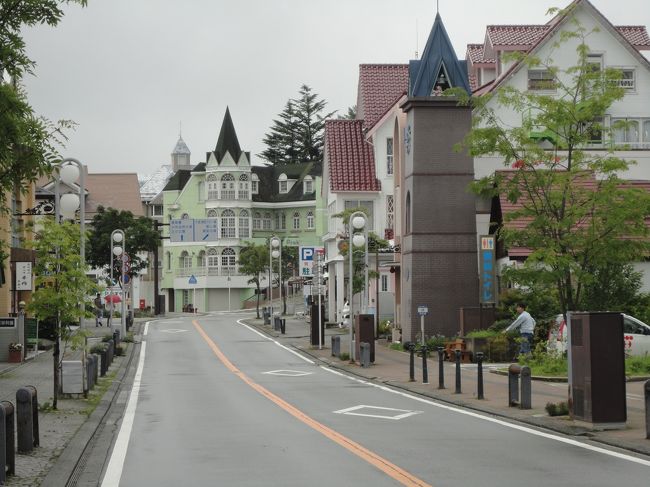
[99,312,650,487]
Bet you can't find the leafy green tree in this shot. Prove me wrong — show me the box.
[278,246,298,315]
[27,218,95,409]
[333,209,387,296]
[259,84,335,165]
[461,22,650,315]
[0,0,87,263]
[238,243,269,318]
[86,206,160,283]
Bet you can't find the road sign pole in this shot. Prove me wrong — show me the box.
[421,314,425,347]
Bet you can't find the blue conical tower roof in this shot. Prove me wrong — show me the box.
[409,13,470,96]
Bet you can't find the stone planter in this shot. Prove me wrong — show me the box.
[463,337,489,361]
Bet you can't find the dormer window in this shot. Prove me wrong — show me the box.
[303,175,313,194]
[251,173,259,194]
[279,173,288,194]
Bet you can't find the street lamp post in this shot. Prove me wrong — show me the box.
[269,236,281,315]
[110,229,126,338]
[54,158,85,328]
[348,211,367,362]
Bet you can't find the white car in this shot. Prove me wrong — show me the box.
[548,313,650,357]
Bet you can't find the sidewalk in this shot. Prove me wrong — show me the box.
[0,317,131,486]
[249,311,650,458]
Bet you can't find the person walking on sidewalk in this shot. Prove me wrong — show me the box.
[94,293,104,327]
[505,302,535,356]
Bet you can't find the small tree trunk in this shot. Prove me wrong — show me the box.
[53,330,59,410]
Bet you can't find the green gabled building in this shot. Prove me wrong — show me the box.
[161,108,324,312]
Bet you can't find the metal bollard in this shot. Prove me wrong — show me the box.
[476,352,485,400]
[280,318,286,334]
[437,347,445,389]
[360,342,370,368]
[508,364,531,409]
[521,366,531,409]
[113,330,120,345]
[408,343,416,382]
[645,380,650,440]
[331,336,340,357]
[0,401,15,483]
[16,386,39,453]
[455,349,462,394]
[421,346,428,384]
[107,339,114,366]
[100,349,108,377]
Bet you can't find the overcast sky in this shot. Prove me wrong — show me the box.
[22,0,650,176]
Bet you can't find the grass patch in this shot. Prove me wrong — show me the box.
[389,343,404,351]
[81,370,118,416]
[339,352,350,361]
[625,355,650,375]
[545,401,569,416]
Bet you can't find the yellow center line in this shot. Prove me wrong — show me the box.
[193,320,432,487]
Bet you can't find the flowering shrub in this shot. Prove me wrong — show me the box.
[9,342,23,352]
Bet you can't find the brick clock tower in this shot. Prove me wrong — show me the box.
[399,13,479,340]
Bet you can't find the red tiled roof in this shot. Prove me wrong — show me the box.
[468,73,478,91]
[466,44,495,64]
[497,170,650,257]
[325,120,380,192]
[616,26,650,49]
[484,24,649,51]
[486,25,549,48]
[358,64,408,130]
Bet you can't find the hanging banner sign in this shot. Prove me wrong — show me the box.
[479,235,497,304]
[16,262,32,291]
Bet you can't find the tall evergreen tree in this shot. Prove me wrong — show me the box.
[259,85,335,165]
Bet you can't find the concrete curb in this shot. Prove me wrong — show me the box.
[41,323,143,486]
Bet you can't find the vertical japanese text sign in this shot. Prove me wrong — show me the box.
[479,236,497,304]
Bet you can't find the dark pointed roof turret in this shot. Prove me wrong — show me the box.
[214,107,242,163]
[409,13,470,96]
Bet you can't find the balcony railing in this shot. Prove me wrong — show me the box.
[175,266,241,278]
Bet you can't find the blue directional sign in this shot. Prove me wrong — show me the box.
[170,219,195,242]
[479,235,497,304]
[194,219,219,242]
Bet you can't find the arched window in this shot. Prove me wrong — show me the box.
[181,213,189,219]
[307,210,314,229]
[207,248,219,274]
[253,212,262,230]
[179,250,191,268]
[303,175,313,194]
[207,209,218,218]
[221,173,235,200]
[221,209,236,238]
[251,173,259,194]
[239,210,250,238]
[293,211,300,230]
[238,173,249,200]
[278,173,288,194]
[263,212,272,230]
[405,191,411,235]
[207,173,218,200]
[222,248,236,275]
[197,250,206,267]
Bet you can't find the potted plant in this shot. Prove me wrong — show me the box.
[8,342,23,363]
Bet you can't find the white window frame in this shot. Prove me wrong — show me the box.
[381,274,389,292]
[306,210,314,229]
[239,210,250,238]
[221,209,236,238]
[293,211,300,230]
[220,174,236,200]
[527,69,556,91]
[386,137,394,175]
[303,176,313,194]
